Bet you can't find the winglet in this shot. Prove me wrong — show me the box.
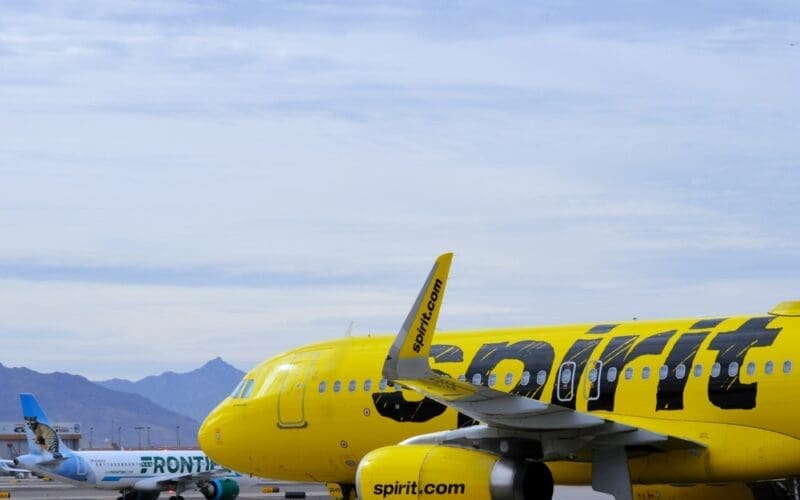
[383,253,453,381]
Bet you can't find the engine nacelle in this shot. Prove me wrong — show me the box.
[200,478,240,500]
[356,444,553,500]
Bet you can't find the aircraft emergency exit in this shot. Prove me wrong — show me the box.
[199,253,800,499]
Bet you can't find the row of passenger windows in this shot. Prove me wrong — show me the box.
[319,378,392,393]
[317,360,794,393]
[588,359,794,384]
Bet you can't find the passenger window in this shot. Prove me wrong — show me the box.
[230,380,245,398]
[728,362,739,377]
[624,367,633,380]
[472,373,482,385]
[606,367,618,383]
[784,360,793,374]
[333,381,342,393]
[746,362,756,376]
[504,373,513,386]
[658,365,668,380]
[363,379,372,392]
[693,364,702,378]
[536,370,547,386]
[457,374,466,382]
[588,367,598,383]
[520,371,531,386]
[675,363,686,380]
[379,378,388,390]
[240,379,255,398]
[488,373,497,386]
[765,361,774,375]
[641,366,650,380]
[711,363,721,378]
[348,380,357,392]
[318,381,327,393]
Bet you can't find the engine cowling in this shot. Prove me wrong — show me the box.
[356,444,553,500]
[200,478,240,500]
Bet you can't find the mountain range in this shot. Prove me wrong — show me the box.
[0,358,245,452]
[97,357,245,422]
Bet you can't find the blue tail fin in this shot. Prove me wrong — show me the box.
[19,393,72,457]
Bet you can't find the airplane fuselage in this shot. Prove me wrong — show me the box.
[200,313,800,486]
[17,449,221,490]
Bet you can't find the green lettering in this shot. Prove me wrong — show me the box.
[153,457,165,474]
[180,456,193,473]
[167,456,179,473]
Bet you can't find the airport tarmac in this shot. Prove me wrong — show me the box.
[0,477,611,499]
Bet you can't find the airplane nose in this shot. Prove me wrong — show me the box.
[199,404,242,472]
[198,408,224,458]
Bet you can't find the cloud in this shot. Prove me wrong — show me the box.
[0,0,798,379]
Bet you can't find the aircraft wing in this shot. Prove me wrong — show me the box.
[383,254,703,460]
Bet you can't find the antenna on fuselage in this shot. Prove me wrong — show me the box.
[344,321,354,337]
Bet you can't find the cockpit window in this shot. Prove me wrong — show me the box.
[230,380,246,398]
[240,379,255,399]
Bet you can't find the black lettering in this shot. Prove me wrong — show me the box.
[372,344,463,423]
[586,331,674,412]
[465,340,556,400]
[707,317,781,410]
[656,332,708,410]
[587,336,637,412]
[550,339,602,409]
[690,318,727,330]
[587,324,618,334]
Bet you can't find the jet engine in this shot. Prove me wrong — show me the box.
[356,444,553,500]
[200,478,240,500]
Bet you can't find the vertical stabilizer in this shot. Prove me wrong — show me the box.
[19,393,71,458]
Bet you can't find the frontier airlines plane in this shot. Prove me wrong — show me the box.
[15,393,242,500]
[199,253,800,500]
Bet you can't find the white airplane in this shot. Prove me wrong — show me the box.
[13,393,242,500]
[0,458,31,478]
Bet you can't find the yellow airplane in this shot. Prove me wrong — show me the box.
[199,253,800,499]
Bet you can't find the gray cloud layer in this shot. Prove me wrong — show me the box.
[1,1,798,378]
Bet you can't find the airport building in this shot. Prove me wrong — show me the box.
[0,422,82,458]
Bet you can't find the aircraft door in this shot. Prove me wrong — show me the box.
[75,456,87,478]
[556,361,576,402]
[277,350,323,429]
[584,360,603,401]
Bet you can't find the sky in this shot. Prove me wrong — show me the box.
[1,1,799,380]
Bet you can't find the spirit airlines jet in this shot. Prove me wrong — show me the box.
[14,393,241,500]
[199,253,800,500]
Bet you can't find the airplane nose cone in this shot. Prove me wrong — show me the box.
[199,404,245,473]
[198,408,224,459]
